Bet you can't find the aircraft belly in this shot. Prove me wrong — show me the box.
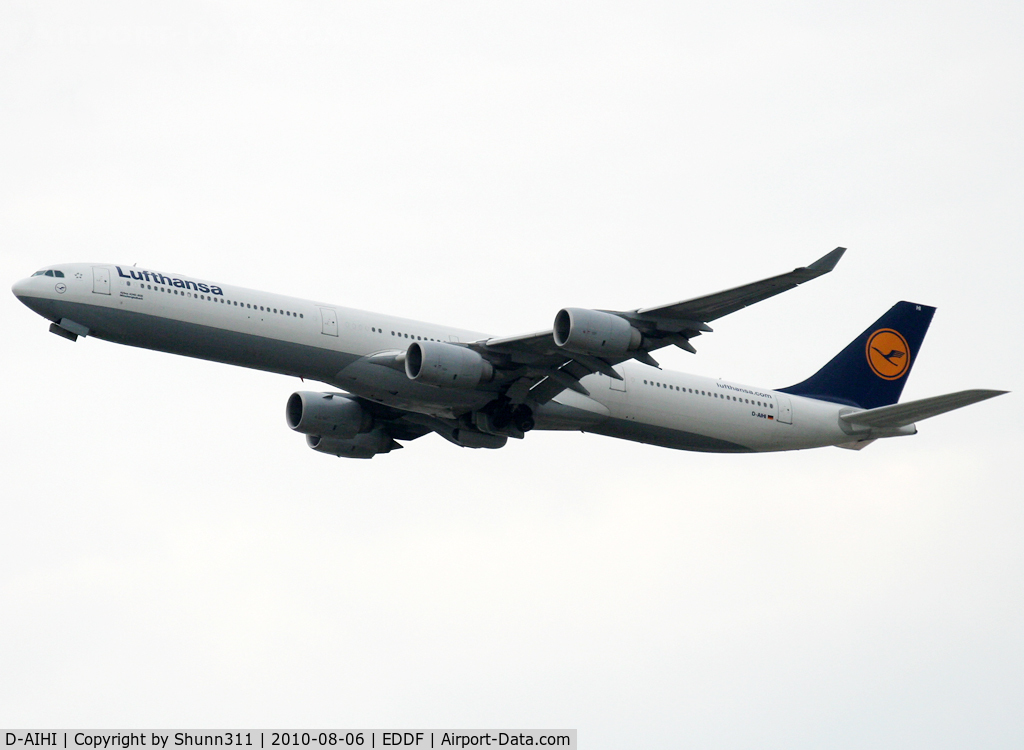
[21,296,359,383]
[584,417,755,453]
[584,382,775,453]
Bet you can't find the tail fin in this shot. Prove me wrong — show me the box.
[779,301,935,409]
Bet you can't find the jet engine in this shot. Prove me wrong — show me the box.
[306,428,399,459]
[286,391,373,438]
[553,308,642,356]
[405,341,493,388]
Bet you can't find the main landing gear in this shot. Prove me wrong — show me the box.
[473,399,535,437]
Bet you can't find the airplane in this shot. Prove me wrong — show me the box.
[11,249,1007,459]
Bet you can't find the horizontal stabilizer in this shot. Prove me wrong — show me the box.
[840,389,1007,429]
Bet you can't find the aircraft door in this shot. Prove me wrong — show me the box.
[320,307,339,336]
[776,393,793,424]
[92,266,111,295]
[609,366,627,392]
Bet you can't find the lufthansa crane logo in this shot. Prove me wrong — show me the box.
[866,328,910,380]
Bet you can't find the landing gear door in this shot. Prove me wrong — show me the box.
[776,393,793,424]
[320,307,339,336]
[92,266,110,295]
[609,366,627,392]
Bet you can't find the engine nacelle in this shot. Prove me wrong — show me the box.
[553,308,641,356]
[306,428,397,459]
[286,391,373,438]
[405,341,493,388]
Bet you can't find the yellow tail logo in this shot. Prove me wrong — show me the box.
[866,329,910,380]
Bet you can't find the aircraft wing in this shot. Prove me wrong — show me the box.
[633,246,846,323]
[468,247,847,405]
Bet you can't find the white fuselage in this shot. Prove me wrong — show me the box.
[13,263,859,454]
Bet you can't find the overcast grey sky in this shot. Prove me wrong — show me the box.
[2,2,1022,747]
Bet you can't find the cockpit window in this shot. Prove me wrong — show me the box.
[53,270,65,277]
[32,270,46,276]
[33,269,65,277]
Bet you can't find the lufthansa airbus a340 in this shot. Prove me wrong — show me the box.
[12,249,1006,459]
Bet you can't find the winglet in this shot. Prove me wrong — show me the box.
[805,247,846,274]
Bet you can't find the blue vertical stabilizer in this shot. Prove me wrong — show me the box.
[779,301,935,409]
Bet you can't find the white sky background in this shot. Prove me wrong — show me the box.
[1,2,1022,746]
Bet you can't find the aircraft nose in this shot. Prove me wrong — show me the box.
[11,277,32,299]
